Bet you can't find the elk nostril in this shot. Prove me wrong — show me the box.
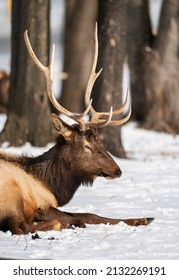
[116,169,122,178]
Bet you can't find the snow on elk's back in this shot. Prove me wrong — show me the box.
[0,115,179,259]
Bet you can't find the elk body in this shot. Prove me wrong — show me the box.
[0,25,154,234]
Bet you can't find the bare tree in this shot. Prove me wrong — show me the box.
[128,0,179,134]
[127,0,152,121]
[60,0,97,112]
[0,0,51,146]
[92,0,128,157]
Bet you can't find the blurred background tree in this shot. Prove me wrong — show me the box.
[60,0,97,112]
[92,0,128,158]
[127,0,179,134]
[0,0,51,146]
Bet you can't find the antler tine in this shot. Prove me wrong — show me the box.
[108,105,132,126]
[86,104,131,129]
[84,23,115,129]
[86,106,113,129]
[84,24,131,129]
[24,30,91,131]
[95,89,130,119]
[85,23,102,118]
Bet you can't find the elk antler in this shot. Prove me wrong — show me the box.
[24,23,131,131]
[84,23,131,128]
[24,31,92,131]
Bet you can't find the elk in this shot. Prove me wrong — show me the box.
[0,25,154,235]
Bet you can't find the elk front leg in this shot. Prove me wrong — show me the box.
[35,207,86,228]
[62,212,154,226]
[36,207,154,227]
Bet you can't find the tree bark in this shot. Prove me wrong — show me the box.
[142,0,179,133]
[92,0,128,158]
[127,0,179,133]
[0,0,52,146]
[127,0,153,121]
[60,0,97,112]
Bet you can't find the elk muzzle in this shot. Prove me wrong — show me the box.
[101,169,122,180]
[100,163,122,180]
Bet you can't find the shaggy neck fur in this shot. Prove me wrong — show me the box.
[17,137,94,206]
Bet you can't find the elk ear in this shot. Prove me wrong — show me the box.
[51,113,73,140]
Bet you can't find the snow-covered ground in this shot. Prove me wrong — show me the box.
[0,115,179,260]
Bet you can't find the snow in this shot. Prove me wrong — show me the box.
[0,116,179,260]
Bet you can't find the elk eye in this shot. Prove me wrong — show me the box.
[85,130,92,139]
[84,145,92,153]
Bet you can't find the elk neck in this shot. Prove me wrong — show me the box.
[22,136,93,207]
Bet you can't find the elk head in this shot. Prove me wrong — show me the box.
[24,23,131,182]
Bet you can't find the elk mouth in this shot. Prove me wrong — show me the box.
[101,169,122,180]
[101,172,115,180]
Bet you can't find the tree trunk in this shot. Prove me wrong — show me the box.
[92,0,128,158]
[60,0,97,112]
[0,0,52,146]
[127,0,153,121]
[142,0,179,133]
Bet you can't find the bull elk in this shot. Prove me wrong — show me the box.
[0,25,154,235]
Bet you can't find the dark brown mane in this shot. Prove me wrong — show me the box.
[25,137,94,206]
[1,135,93,207]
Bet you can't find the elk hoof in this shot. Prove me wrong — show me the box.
[67,224,76,230]
[146,217,155,225]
